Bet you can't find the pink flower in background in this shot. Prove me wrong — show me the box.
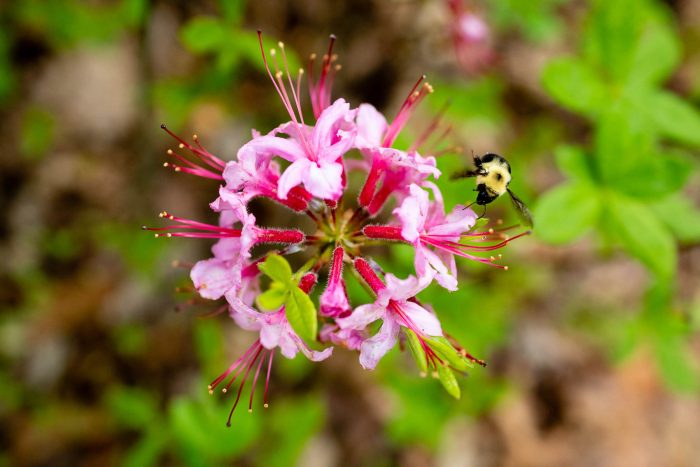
[147,31,527,424]
[447,0,495,74]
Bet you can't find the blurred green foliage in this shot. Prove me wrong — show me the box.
[536,0,700,391]
[2,0,699,464]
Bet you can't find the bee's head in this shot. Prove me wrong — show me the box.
[476,186,496,205]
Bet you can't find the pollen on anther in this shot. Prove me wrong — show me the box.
[278,41,285,48]
[222,388,227,393]
[310,53,317,60]
[264,403,269,408]
[504,266,509,270]
[167,149,174,155]
[431,371,439,379]
[178,143,184,149]
[163,162,169,167]
[248,408,253,413]
[208,389,213,395]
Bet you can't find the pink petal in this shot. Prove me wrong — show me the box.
[358,315,400,370]
[277,159,310,199]
[395,184,431,241]
[310,98,352,155]
[243,134,307,162]
[355,103,388,148]
[211,237,241,259]
[419,247,458,291]
[428,206,478,238]
[400,301,443,336]
[302,160,344,200]
[190,258,237,300]
[298,341,334,361]
[274,330,299,358]
[382,272,433,302]
[337,304,386,330]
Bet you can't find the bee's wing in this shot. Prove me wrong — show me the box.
[507,188,533,228]
[450,168,481,180]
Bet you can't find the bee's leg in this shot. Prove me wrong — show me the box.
[476,205,487,220]
[462,201,476,211]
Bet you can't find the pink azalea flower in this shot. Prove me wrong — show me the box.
[241,98,356,201]
[216,145,311,212]
[364,183,530,280]
[393,183,476,291]
[354,79,441,215]
[337,258,441,369]
[207,272,331,426]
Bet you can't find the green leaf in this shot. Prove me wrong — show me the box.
[256,282,288,311]
[170,396,261,459]
[534,182,600,244]
[427,336,474,372]
[595,103,655,183]
[628,11,681,87]
[650,194,700,243]
[554,145,596,182]
[541,57,608,115]
[258,254,293,284]
[405,329,428,374]
[20,107,55,160]
[180,17,226,53]
[612,151,693,200]
[582,0,645,83]
[285,286,318,343]
[643,91,700,146]
[654,337,700,392]
[105,387,158,428]
[437,365,461,399]
[260,396,325,467]
[123,429,169,467]
[606,193,676,279]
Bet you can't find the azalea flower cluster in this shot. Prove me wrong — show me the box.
[147,32,525,425]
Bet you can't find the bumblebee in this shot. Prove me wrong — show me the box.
[451,153,533,227]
